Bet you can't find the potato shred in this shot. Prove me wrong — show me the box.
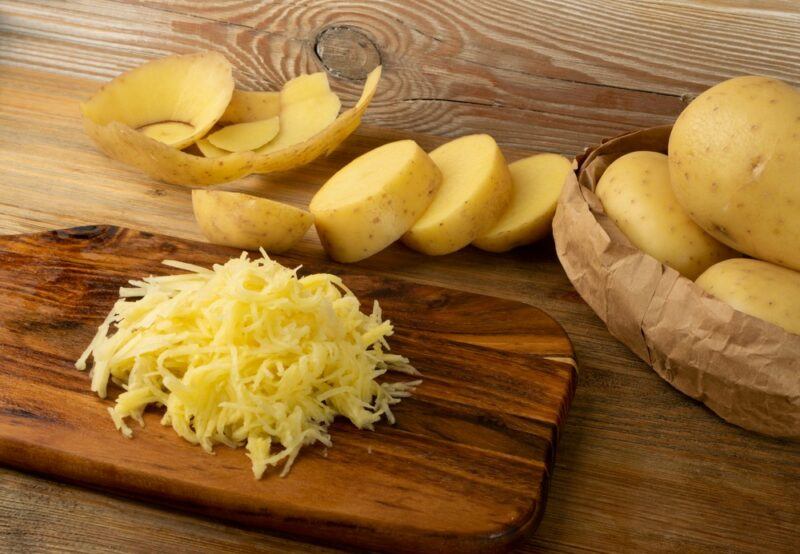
[76,252,419,478]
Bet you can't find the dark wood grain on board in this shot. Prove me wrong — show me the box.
[0,226,576,553]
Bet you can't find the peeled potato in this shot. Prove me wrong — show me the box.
[83,65,382,186]
[474,153,572,252]
[402,134,512,256]
[219,90,280,124]
[196,138,230,158]
[696,258,800,335]
[207,117,280,152]
[310,139,441,262]
[82,51,233,150]
[192,190,313,253]
[596,151,736,279]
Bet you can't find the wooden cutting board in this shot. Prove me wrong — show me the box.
[0,226,576,553]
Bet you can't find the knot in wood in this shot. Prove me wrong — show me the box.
[55,225,117,240]
[314,26,381,81]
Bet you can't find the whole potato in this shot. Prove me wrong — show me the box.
[669,76,800,271]
[596,151,736,279]
[696,258,800,335]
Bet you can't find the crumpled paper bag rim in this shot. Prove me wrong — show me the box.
[552,125,800,439]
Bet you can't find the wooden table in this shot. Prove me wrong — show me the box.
[1,1,799,551]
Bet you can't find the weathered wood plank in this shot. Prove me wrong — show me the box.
[0,468,342,554]
[130,0,800,93]
[0,0,687,155]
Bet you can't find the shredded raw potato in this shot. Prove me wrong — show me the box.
[76,251,419,478]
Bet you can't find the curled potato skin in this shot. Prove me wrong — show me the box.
[82,63,382,186]
[82,51,234,150]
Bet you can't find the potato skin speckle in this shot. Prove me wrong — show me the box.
[192,190,312,253]
[696,258,800,335]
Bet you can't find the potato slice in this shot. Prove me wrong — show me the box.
[139,121,197,146]
[192,190,313,253]
[83,65,382,186]
[310,140,441,262]
[220,90,280,124]
[402,134,512,255]
[82,51,233,150]
[474,153,572,252]
[207,117,280,152]
[696,258,800,335]
[196,138,230,158]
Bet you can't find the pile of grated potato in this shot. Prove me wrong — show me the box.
[76,251,419,478]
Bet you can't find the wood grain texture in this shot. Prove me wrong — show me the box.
[0,226,576,553]
[2,1,800,155]
[1,1,800,551]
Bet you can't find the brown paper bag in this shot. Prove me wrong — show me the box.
[552,126,800,438]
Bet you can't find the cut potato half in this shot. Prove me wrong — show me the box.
[83,64,382,186]
[474,153,572,252]
[196,138,230,158]
[403,134,512,255]
[220,90,280,124]
[207,117,280,152]
[82,51,233,150]
[192,190,313,253]
[139,121,197,146]
[310,139,441,262]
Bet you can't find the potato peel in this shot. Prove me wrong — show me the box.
[196,138,231,158]
[82,51,233,150]
[207,117,280,153]
[219,90,281,124]
[139,121,197,146]
[255,93,340,155]
[281,72,332,104]
[83,64,382,186]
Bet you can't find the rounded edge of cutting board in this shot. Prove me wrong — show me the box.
[0,226,577,553]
